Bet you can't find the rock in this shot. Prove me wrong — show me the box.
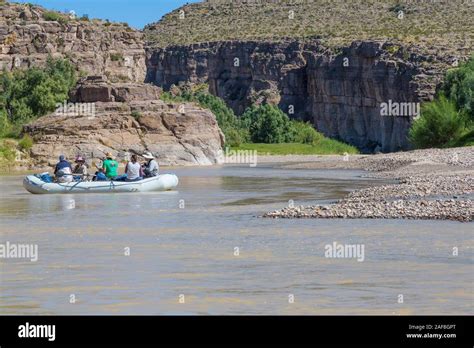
[263,147,474,222]
[69,75,162,103]
[23,79,225,167]
[0,2,145,82]
[146,40,452,153]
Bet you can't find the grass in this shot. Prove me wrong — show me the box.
[0,138,18,171]
[231,142,359,156]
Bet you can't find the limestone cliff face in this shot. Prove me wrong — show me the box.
[1,2,224,167]
[146,40,449,152]
[24,77,225,166]
[0,2,145,82]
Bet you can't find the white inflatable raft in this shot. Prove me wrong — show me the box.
[23,174,179,194]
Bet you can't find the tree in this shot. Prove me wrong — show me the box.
[442,55,474,122]
[241,105,293,143]
[0,57,76,136]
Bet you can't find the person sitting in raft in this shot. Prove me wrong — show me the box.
[125,154,143,182]
[73,155,88,180]
[102,152,119,180]
[142,152,159,178]
[54,155,73,183]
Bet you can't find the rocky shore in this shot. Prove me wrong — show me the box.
[263,147,474,222]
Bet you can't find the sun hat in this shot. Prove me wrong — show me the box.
[75,155,85,162]
[142,152,155,160]
[105,152,114,159]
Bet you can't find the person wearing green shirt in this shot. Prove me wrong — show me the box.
[102,152,119,179]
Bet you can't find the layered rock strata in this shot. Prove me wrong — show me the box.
[24,76,225,166]
[146,40,456,152]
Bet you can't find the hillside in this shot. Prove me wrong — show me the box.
[0,1,145,82]
[145,0,473,59]
[0,1,226,167]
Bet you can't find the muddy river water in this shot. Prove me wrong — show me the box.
[0,163,472,314]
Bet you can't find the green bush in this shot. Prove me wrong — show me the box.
[0,57,76,137]
[0,139,17,169]
[409,55,474,148]
[442,55,474,122]
[289,121,324,145]
[42,11,69,24]
[18,134,33,151]
[409,96,467,148]
[241,104,293,143]
[0,111,11,138]
[240,105,325,145]
[131,110,141,120]
[110,53,124,62]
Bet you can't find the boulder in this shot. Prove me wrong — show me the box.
[24,79,224,166]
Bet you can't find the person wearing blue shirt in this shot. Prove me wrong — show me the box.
[54,155,73,183]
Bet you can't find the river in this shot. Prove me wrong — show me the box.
[0,163,472,314]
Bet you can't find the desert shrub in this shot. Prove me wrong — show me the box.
[110,53,124,62]
[0,139,17,169]
[410,55,474,148]
[0,111,11,138]
[131,110,141,120]
[289,121,324,145]
[42,11,69,24]
[409,96,467,148]
[18,134,33,151]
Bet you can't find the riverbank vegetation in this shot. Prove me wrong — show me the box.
[410,55,474,149]
[0,57,76,139]
[231,142,358,156]
[0,57,76,170]
[161,84,358,155]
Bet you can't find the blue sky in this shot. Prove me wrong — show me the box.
[15,0,201,29]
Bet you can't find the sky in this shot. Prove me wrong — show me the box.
[14,0,202,29]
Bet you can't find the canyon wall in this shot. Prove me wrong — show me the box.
[24,76,225,166]
[0,2,225,166]
[146,40,444,152]
[0,2,145,82]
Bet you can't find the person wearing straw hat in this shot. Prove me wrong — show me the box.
[142,151,159,178]
[102,152,119,179]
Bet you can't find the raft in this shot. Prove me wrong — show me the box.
[23,174,179,194]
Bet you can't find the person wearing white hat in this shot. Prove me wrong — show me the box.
[142,152,159,177]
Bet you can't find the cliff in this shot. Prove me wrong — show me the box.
[147,40,449,152]
[0,2,145,82]
[0,1,224,166]
[2,0,473,158]
[24,76,225,166]
[144,0,473,152]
